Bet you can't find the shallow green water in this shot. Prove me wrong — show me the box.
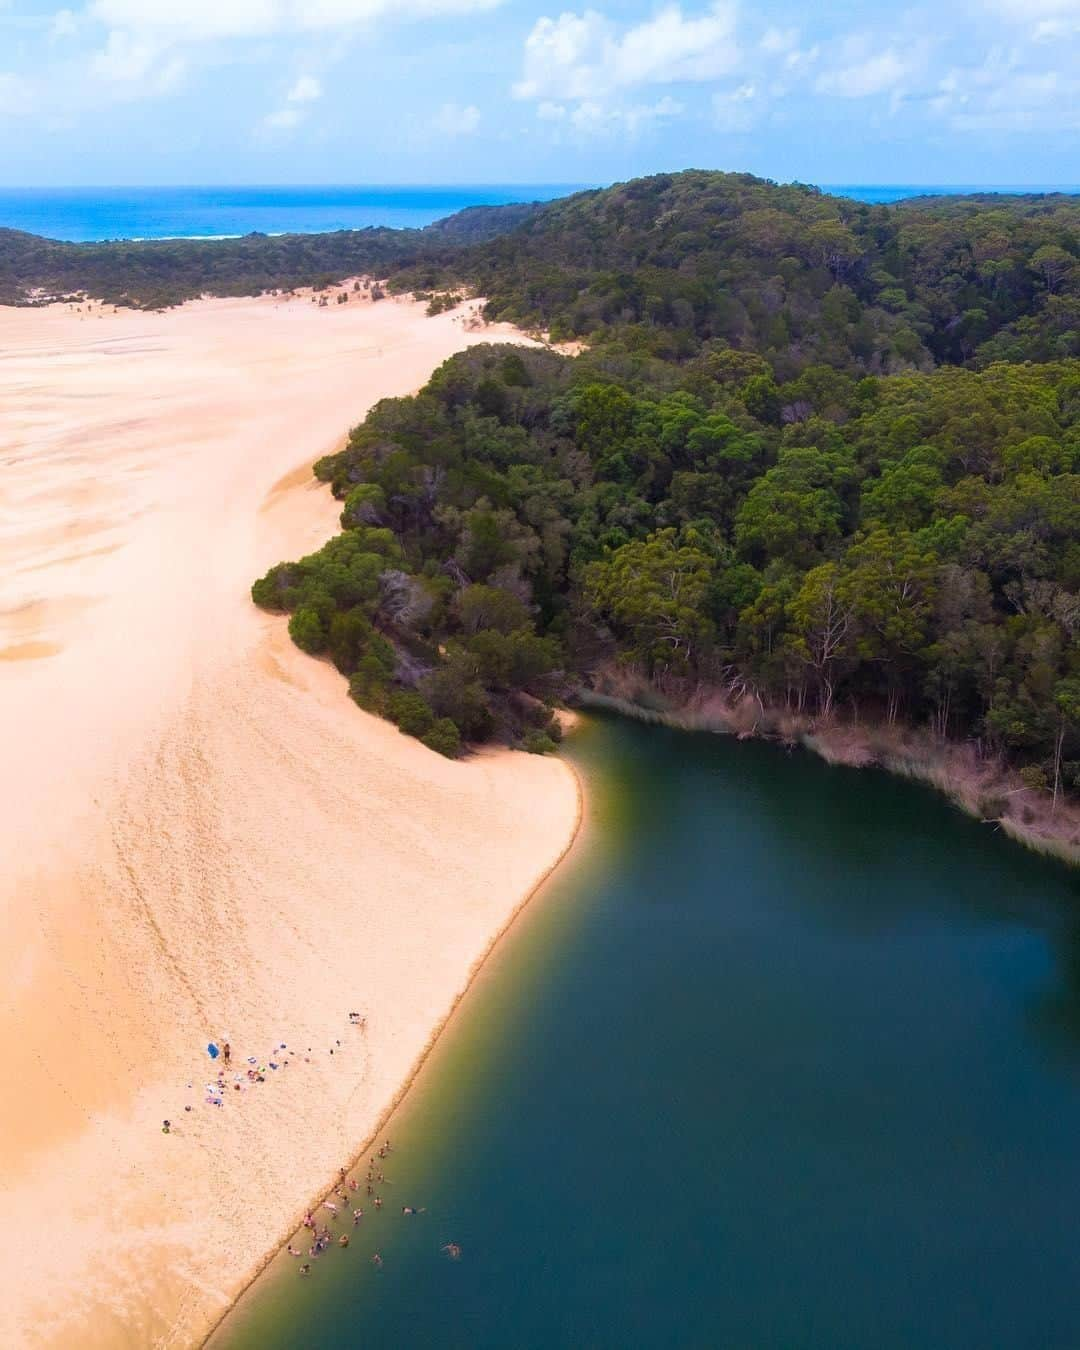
[219,715,1080,1350]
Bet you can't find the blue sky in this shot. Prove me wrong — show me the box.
[0,0,1077,186]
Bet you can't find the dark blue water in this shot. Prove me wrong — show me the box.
[219,716,1080,1350]
[0,185,583,243]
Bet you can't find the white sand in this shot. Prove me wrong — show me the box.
[0,291,580,1348]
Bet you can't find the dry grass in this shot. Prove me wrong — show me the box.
[581,672,1080,868]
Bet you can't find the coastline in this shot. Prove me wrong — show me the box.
[580,679,1080,868]
[203,752,585,1349]
[0,290,581,1348]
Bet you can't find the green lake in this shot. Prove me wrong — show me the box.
[218,714,1080,1349]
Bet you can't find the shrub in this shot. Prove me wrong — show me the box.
[388,690,436,738]
[523,731,557,755]
[1019,765,1050,792]
[340,483,386,529]
[251,563,297,611]
[289,606,325,654]
[422,718,462,758]
[328,608,373,672]
[348,647,394,714]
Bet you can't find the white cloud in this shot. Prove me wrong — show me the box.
[990,0,1080,14]
[1033,15,1080,37]
[87,0,501,40]
[0,71,33,114]
[622,93,684,131]
[539,93,683,138]
[90,29,186,90]
[50,8,79,40]
[930,50,1079,130]
[815,43,910,97]
[287,74,322,102]
[514,2,739,102]
[432,100,481,135]
[263,105,304,128]
[759,26,797,55]
[712,80,758,130]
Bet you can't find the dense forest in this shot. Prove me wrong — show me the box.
[394,171,1080,372]
[253,332,1080,807]
[0,199,538,308]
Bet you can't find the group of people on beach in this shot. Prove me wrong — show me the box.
[285,1141,460,1277]
[162,1013,368,1132]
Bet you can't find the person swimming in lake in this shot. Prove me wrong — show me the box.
[372,1252,383,1268]
[374,1196,382,1210]
[353,1208,363,1225]
[339,1234,349,1248]
[442,1242,462,1260]
[402,1206,426,1215]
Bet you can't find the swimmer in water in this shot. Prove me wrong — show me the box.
[353,1209,363,1225]
[339,1234,349,1248]
[299,1264,310,1276]
[374,1196,382,1210]
[372,1253,383,1268]
[442,1242,462,1260]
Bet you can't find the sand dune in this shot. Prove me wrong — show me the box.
[0,292,580,1347]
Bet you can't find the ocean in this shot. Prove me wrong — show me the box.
[1,183,1075,244]
[0,185,584,244]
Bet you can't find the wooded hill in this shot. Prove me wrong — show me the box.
[395,171,1080,373]
[252,172,1080,806]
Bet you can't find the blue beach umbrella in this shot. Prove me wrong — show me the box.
[208,1042,219,1059]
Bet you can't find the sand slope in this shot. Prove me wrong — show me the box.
[0,293,579,1347]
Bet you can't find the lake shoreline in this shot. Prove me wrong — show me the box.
[204,752,585,1349]
[579,676,1080,868]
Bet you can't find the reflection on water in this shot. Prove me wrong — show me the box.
[220,716,1080,1350]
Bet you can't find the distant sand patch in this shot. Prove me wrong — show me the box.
[0,640,62,661]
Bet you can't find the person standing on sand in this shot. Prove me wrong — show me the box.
[222,1042,231,1067]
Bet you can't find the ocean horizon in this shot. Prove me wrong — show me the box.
[1,181,1078,244]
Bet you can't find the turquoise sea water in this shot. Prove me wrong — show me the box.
[825,184,1080,203]
[218,716,1080,1350]
[0,185,584,243]
[1,183,1077,243]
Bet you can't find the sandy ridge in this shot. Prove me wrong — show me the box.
[0,290,580,1348]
